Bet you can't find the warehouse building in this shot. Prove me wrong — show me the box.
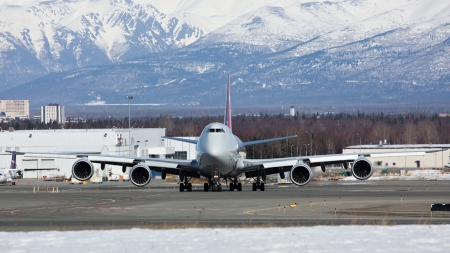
[343,144,450,170]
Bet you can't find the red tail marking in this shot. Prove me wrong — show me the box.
[224,74,232,132]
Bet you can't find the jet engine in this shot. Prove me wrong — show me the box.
[351,157,374,180]
[129,164,151,187]
[290,163,313,186]
[72,159,94,181]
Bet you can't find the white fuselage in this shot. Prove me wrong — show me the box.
[0,169,14,184]
[0,173,7,184]
[196,123,245,178]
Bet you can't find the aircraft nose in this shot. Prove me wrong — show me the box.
[199,134,237,155]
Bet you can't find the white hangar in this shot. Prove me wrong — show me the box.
[343,144,450,170]
[0,128,198,179]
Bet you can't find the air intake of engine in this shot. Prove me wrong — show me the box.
[290,163,313,186]
[351,157,374,180]
[72,159,94,181]
[129,164,152,187]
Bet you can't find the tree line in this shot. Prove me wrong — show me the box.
[3,112,449,159]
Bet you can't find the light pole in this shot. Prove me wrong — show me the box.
[126,96,133,156]
[306,131,312,155]
[303,144,309,156]
[357,133,361,153]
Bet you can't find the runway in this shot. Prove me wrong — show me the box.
[1,179,449,231]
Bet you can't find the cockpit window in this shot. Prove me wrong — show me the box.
[209,128,224,133]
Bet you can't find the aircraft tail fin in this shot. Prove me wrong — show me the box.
[10,151,16,170]
[224,74,232,132]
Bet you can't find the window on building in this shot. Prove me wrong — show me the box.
[174,151,187,160]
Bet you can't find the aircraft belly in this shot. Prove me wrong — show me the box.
[198,153,234,177]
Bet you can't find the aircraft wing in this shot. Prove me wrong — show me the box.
[242,135,297,146]
[242,149,444,176]
[9,151,199,178]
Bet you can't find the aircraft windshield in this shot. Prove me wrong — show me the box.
[209,128,224,133]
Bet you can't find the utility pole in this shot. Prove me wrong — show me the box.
[357,133,361,153]
[126,96,133,156]
[303,144,309,156]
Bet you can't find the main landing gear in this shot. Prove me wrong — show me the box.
[179,171,192,192]
[252,170,265,191]
[229,177,242,191]
[179,182,192,192]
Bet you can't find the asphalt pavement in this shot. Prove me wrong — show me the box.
[0,178,449,231]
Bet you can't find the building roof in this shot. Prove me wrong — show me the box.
[345,144,450,149]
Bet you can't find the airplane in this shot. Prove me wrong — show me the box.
[9,75,444,192]
[0,152,23,184]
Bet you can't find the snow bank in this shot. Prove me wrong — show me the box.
[2,225,450,252]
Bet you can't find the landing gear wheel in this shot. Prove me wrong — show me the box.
[260,183,265,191]
[180,183,185,192]
[204,183,209,192]
[212,184,218,192]
[218,184,222,192]
[237,183,242,191]
[187,183,192,192]
[230,183,235,191]
[252,183,257,191]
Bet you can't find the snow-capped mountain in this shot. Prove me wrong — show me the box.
[0,0,202,88]
[0,0,449,107]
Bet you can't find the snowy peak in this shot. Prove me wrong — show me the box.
[0,0,203,88]
[0,0,449,106]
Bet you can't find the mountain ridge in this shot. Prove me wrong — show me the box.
[0,0,449,107]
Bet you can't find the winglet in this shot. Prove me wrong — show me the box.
[224,74,232,132]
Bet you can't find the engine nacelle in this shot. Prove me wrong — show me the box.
[290,163,313,186]
[351,157,374,180]
[129,164,152,187]
[72,159,94,181]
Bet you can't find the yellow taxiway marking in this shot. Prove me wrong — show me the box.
[243,207,279,214]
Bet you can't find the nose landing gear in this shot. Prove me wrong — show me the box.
[203,170,222,192]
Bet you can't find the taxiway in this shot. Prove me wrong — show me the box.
[0,179,449,231]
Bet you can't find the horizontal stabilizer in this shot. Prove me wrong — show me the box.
[243,136,297,146]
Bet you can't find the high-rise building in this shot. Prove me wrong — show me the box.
[290,106,295,117]
[0,100,30,120]
[41,104,65,124]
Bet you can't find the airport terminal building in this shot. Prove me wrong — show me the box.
[0,128,197,179]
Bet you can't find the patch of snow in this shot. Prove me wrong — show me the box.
[341,171,450,181]
[1,226,450,252]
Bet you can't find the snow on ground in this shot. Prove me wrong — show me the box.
[342,171,450,181]
[2,225,450,252]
